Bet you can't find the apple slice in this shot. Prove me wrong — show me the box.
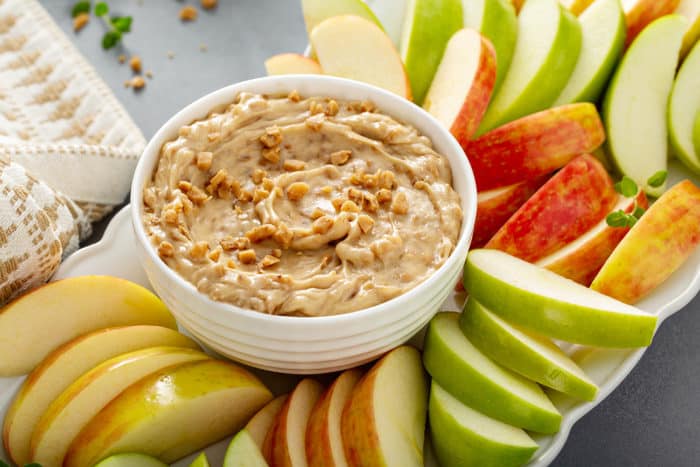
[306,369,362,467]
[423,28,497,146]
[467,104,606,191]
[310,15,411,99]
[265,378,324,467]
[485,155,617,262]
[624,0,681,47]
[464,249,658,347]
[554,0,626,105]
[3,325,199,466]
[603,15,686,196]
[592,180,700,304]
[461,0,518,92]
[429,381,538,467]
[476,0,582,134]
[265,54,322,75]
[301,0,382,36]
[224,431,268,467]
[94,453,168,467]
[189,452,210,467]
[559,0,595,15]
[423,312,561,433]
[670,40,700,174]
[224,395,287,467]
[677,0,700,59]
[695,111,700,156]
[400,0,463,104]
[342,346,428,467]
[0,275,176,376]
[30,346,209,467]
[65,359,272,467]
[537,190,648,285]
[473,177,549,249]
[460,299,598,400]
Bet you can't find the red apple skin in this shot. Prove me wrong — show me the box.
[591,180,700,304]
[542,190,649,285]
[451,35,498,146]
[465,103,606,191]
[485,154,618,262]
[625,0,681,48]
[472,176,550,248]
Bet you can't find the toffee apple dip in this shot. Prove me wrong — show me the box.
[142,91,462,316]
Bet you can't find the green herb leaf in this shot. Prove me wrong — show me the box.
[111,16,132,33]
[0,459,9,467]
[95,2,109,16]
[24,463,43,467]
[101,30,121,49]
[614,176,638,198]
[632,204,646,219]
[606,210,629,228]
[647,170,668,188]
[71,1,90,17]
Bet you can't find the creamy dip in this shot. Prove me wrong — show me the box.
[142,91,462,316]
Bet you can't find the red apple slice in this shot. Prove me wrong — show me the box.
[485,154,618,262]
[310,15,411,99]
[624,0,681,47]
[473,176,549,249]
[537,190,648,285]
[592,179,700,303]
[264,378,324,467]
[466,103,606,191]
[423,28,497,146]
[265,54,322,75]
[305,369,363,466]
[342,346,428,467]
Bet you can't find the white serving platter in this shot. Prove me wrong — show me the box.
[1,159,699,467]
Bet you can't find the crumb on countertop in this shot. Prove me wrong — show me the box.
[128,76,146,90]
[146,70,153,79]
[200,43,208,52]
[73,12,89,32]
[179,5,198,21]
[118,54,126,64]
[167,50,175,59]
[129,55,142,73]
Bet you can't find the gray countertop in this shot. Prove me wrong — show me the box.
[39,1,700,465]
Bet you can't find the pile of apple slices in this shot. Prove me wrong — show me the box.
[424,248,659,466]
[0,276,274,467]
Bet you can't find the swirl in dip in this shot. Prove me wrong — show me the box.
[142,91,462,316]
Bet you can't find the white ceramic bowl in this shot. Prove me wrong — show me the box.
[131,75,477,373]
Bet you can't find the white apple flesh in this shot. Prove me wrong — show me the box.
[423,312,561,434]
[603,14,687,196]
[464,249,658,347]
[460,299,598,401]
[429,381,538,467]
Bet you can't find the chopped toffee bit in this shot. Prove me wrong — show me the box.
[288,90,301,102]
[179,5,198,21]
[238,249,257,264]
[130,76,146,90]
[260,126,282,148]
[221,236,250,251]
[391,191,409,214]
[357,214,375,233]
[312,215,334,234]
[330,150,351,165]
[129,55,142,73]
[283,159,306,172]
[196,152,213,170]
[260,255,280,268]
[201,0,218,9]
[261,147,280,164]
[246,224,276,243]
[287,182,310,201]
[189,241,209,259]
[341,200,360,213]
[158,241,174,258]
[376,188,392,204]
[73,12,89,32]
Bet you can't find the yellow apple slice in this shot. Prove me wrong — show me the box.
[3,325,198,466]
[342,346,428,467]
[559,0,595,15]
[189,452,210,467]
[30,346,209,467]
[306,369,363,466]
[264,378,324,467]
[64,359,273,467]
[310,15,411,99]
[246,395,289,449]
[677,0,700,59]
[423,28,497,146]
[0,275,175,376]
[265,54,322,75]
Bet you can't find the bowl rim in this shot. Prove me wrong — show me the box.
[131,74,477,325]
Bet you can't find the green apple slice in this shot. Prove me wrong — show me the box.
[694,110,700,157]
[464,249,657,347]
[189,453,210,467]
[603,14,687,196]
[400,0,463,104]
[223,430,268,467]
[677,0,700,59]
[476,0,582,134]
[371,0,410,46]
[554,0,626,105]
[301,0,382,36]
[460,299,598,401]
[423,312,561,434]
[94,453,167,467]
[429,381,538,467]
[461,0,518,93]
[670,40,700,174]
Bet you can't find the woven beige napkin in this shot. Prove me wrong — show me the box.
[0,0,147,304]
